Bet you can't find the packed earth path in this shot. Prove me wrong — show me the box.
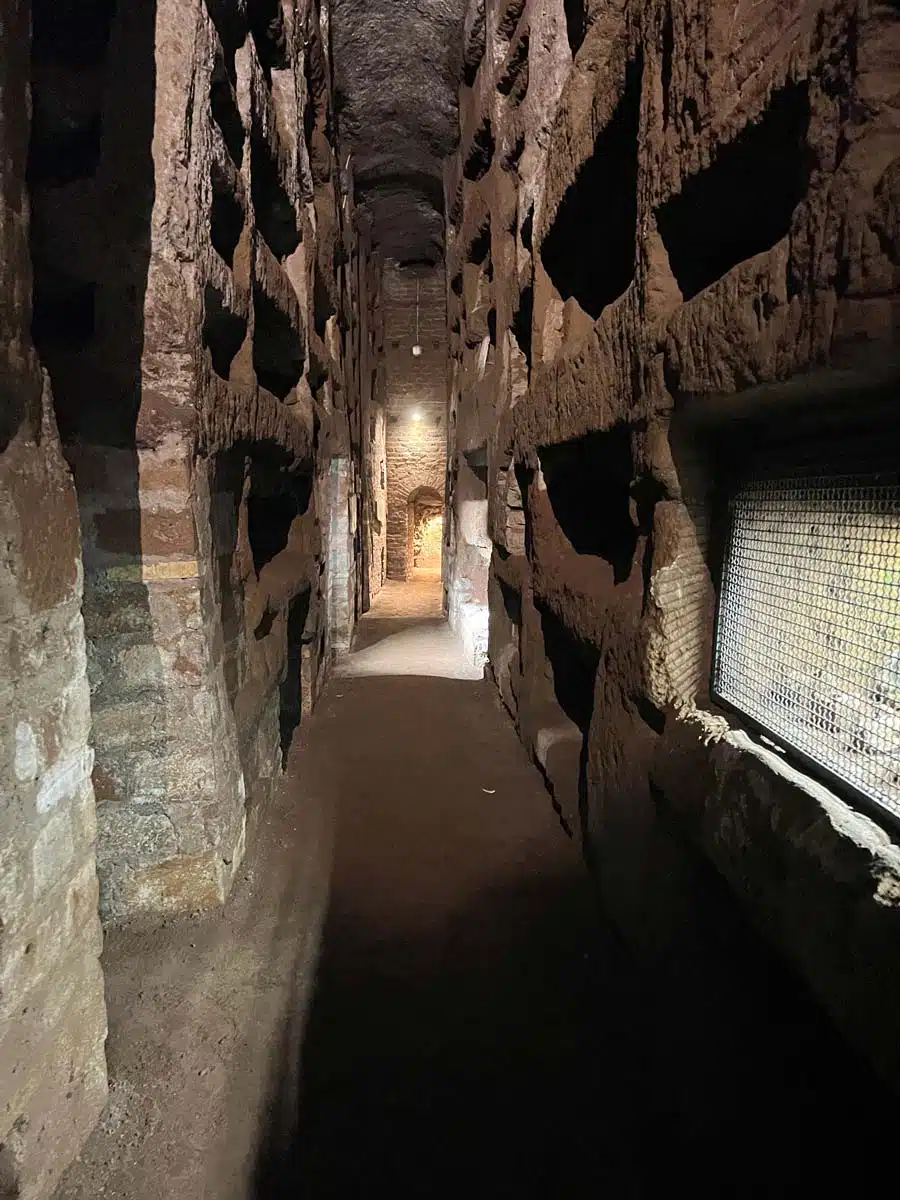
[55,579,900,1199]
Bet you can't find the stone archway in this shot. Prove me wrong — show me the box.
[406,485,444,577]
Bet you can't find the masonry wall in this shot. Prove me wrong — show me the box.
[25,0,368,922]
[448,0,900,1114]
[383,263,447,581]
[0,0,107,1192]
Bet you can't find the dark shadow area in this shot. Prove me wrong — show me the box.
[563,0,587,56]
[210,162,245,265]
[539,604,599,735]
[279,588,311,765]
[512,280,533,365]
[251,129,302,260]
[542,55,642,319]
[210,448,246,710]
[540,425,638,580]
[211,48,245,166]
[252,285,305,399]
[656,81,812,300]
[31,269,97,345]
[661,7,674,128]
[463,117,495,183]
[249,0,290,75]
[468,215,491,266]
[497,28,529,101]
[463,2,486,85]
[247,459,312,575]
[204,283,248,378]
[249,672,900,1199]
[29,0,162,801]
[498,0,526,39]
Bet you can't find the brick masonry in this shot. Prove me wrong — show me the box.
[383,263,448,580]
[0,1,107,1190]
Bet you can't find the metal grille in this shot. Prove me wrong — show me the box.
[713,473,900,819]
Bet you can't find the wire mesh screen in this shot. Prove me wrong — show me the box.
[713,473,900,819]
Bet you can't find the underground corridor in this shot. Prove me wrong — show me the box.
[2,2,900,1198]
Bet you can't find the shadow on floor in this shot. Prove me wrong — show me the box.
[349,614,447,654]
[251,854,899,1199]
[253,865,658,1198]
[248,674,900,1200]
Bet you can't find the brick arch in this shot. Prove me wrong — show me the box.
[406,485,444,576]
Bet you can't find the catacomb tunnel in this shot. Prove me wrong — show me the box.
[2,1,900,1196]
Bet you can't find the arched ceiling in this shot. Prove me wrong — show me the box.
[331,0,467,264]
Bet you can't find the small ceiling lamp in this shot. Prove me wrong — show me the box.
[412,277,423,357]
[411,408,423,421]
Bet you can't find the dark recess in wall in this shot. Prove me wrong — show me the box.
[249,0,289,75]
[211,54,245,166]
[28,110,102,185]
[656,81,812,300]
[463,2,486,86]
[498,0,526,39]
[253,287,304,399]
[32,269,96,346]
[206,0,247,55]
[31,0,116,66]
[499,576,522,625]
[520,205,533,252]
[661,9,674,128]
[469,218,491,265]
[280,587,311,764]
[498,30,529,100]
[247,464,312,575]
[203,285,247,380]
[464,118,495,183]
[512,282,533,364]
[542,55,642,318]
[313,269,335,338]
[210,166,245,265]
[540,425,638,582]
[563,0,588,56]
[539,604,600,734]
[251,132,301,259]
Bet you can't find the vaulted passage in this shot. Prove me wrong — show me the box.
[3,2,900,1198]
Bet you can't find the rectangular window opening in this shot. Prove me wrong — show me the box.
[713,472,900,820]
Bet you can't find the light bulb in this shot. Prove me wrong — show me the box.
[412,344,423,357]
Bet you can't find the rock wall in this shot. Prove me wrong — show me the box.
[0,0,107,1193]
[26,0,373,922]
[447,0,900,1098]
[383,263,448,581]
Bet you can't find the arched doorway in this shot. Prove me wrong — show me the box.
[407,486,444,578]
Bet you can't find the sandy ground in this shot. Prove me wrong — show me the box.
[55,581,900,1199]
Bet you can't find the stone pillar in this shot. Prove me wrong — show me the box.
[0,0,107,1192]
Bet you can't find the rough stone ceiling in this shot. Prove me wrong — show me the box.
[331,0,467,264]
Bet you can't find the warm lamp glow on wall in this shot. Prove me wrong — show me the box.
[411,408,423,421]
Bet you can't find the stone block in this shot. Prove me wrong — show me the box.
[31,810,75,899]
[104,850,226,919]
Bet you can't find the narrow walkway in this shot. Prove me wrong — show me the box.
[56,582,897,1199]
[258,578,655,1195]
[337,577,482,680]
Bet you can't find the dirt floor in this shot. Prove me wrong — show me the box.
[56,580,899,1199]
